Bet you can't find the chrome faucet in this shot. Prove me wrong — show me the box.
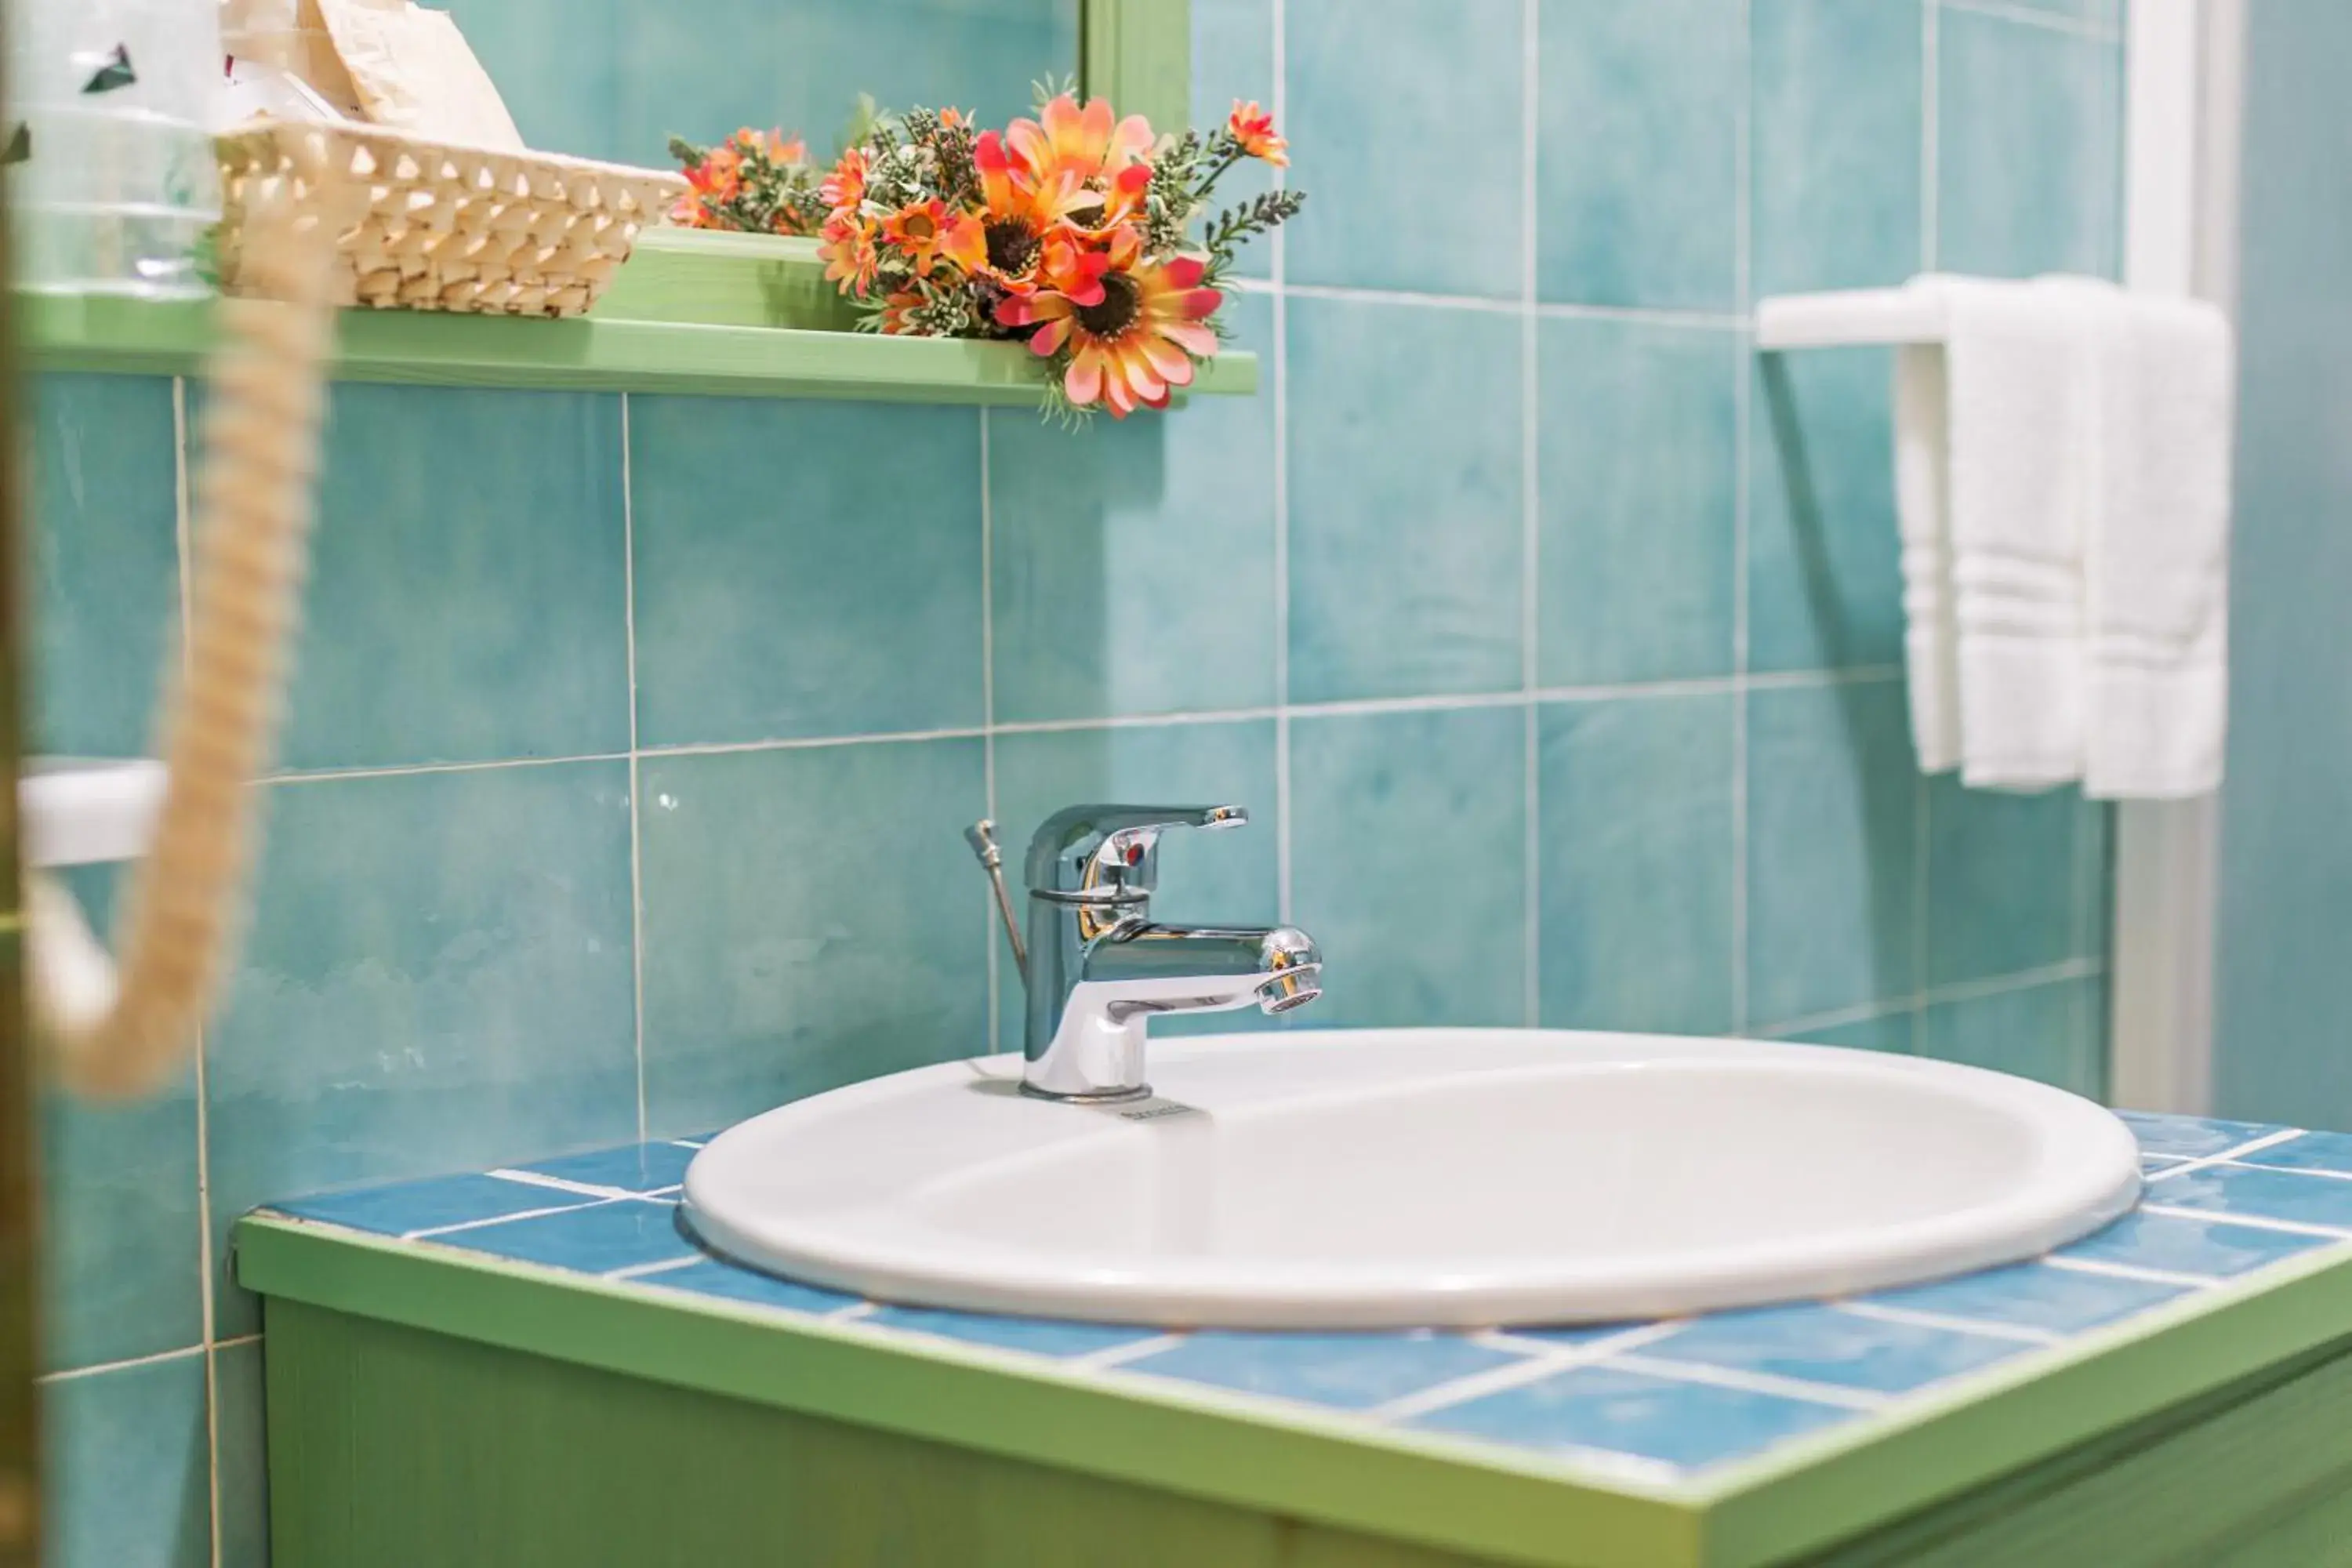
[1018,804,1322,1102]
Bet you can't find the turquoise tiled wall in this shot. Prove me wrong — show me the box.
[26,2,2120,1563]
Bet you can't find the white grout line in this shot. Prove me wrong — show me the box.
[2212,1158,2352,1183]
[1922,0,1940,273]
[1730,0,1755,1033]
[1910,0,1940,1061]
[1607,1352,1889,1410]
[622,393,649,1143]
[2040,1255,2220,1289]
[38,1341,209,1385]
[633,728,988,760]
[2140,1204,2352,1241]
[1755,956,2106,1040]
[2142,1127,2307,1182]
[669,1138,706,1150]
[1938,0,2124,42]
[403,1197,620,1241]
[1370,1323,1686,1424]
[1519,0,1541,1031]
[980,405,1001,1054]
[1830,1300,2064,1345]
[825,1301,879,1324]
[485,1169,644,1200]
[1271,0,1293,927]
[603,1254,706,1283]
[264,750,633,786]
[1065,1332,1189,1372]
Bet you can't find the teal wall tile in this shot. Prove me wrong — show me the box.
[1290,706,1526,1029]
[1193,0,1276,281]
[286,386,629,770]
[1921,977,2103,1097]
[1751,0,1922,299]
[1936,10,2122,279]
[1777,1010,1915,1052]
[41,1356,211,1568]
[1287,297,1522,704]
[638,738,989,1134]
[1537,0,1744,310]
[1926,779,2081,988]
[213,1339,270,1568]
[1537,320,1737,687]
[991,720,1281,1047]
[441,0,625,162]
[1538,695,1736,1035]
[205,763,639,1334]
[1747,680,1918,1026]
[1748,350,1904,673]
[27,373,179,757]
[990,296,1276,724]
[630,397,984,746]
[1286,0,1523,297]
[2074,796,2112,960]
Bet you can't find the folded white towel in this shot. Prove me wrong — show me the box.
[1894,343,1961,772]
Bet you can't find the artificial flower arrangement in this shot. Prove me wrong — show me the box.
[667,128,826,235]
[814,89,1301,418]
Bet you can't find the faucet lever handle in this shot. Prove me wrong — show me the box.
[1025,803,1250,903]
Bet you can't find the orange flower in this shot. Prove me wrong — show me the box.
[881,198,960,275]
[1007,93,1156,231]
[820,147,869,212]
[879,289,926,335]
[942,130,1073,287]
[1226,100,1288,167]
[818,212,879,296]
[999,251,1221,418]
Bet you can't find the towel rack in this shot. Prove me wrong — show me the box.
[1755,288,1949,350]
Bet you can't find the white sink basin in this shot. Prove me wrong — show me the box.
[683,1029,2141,1330]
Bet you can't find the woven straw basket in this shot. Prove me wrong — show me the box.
[215,120,685,318]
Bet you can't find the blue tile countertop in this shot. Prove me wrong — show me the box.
[256,1111,2352,1486]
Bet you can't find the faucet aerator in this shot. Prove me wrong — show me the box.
[1259,974,1321,1014]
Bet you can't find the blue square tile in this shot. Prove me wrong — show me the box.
[1286,296,1523,705]
[1927,780,2085,988]
[1936,11,2122,279]
[449,1198,695,1275]
[992,720,1281,1048]
[1290,706,1527,1029]
[1745,680,1919,1026]
[1857,1261,2188,1333]
[1192,0,1276,281]
[989,295,1276,724]
[644,1258,862,1318]
[42,1355,211,1568]
[1537,694,1736,1036]
[1751,0,1922,299]
[273,1172,605,1237]
[630,397,984,746]
[1536,0,1743,310]
[205,762,641,1335]
[286,385,630,769]
[1287,0,1522,296]
[863,1305,1163,1359]
[2231,1131,2352,1174]
[1121,1331,1523,1411]
[1537,320,1738,686]
[1638,1303,2028,1394]
[2056,1210,2335,1280]
[1748,350,1905,674]
[1412,1363,1854,1471]
[1920,978,2103,1098]
[2145,1163,2352,1233]
[517,1141,701,1194]
[2116,1111,2281,1160]
[27,372,180,757]
[637,738,990,1135]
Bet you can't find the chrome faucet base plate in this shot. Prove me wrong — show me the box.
[1018,1080,1154,1106]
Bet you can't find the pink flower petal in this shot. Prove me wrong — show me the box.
[1065,352,1104,407]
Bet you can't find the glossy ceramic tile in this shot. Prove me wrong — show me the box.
[1744,680,1919,1026]
[1285,296,1523,705]
[205,761,640,1334]
[1772,1010,1916,1053]
[989,296,1276,724]
[1125,1332,1519,1410]
[1748,350,1905,674]
[40,1354,212,1568]
[2119,1111,2287,1160]
[286,385,629,769]
[1288,706,1527,1029]
[630,397,984,746]
[519,1139,701,1193]
[1925,780,2085,987]
[1918,978,2101,1098]
[1643,1304,2026,1392]
[1284,0,1523,297]
[27,372,180,757]
[1536,320,1738,686]
[251,1112,2352,1483]
[637,737,989,1135]
[1536,0,1743,310]
[440,0,625,161]
[1750,0,1922,299]
[275,1171,607,1237]
[212,1338,270,1568]
[1935,9,2122,279]
[2235,1131,2352,1176]
[2145,1163,2352,1233]
[1414,1363,1849,1469]
[990,719,1280,1046]
[1191,0,1276,279]
[1537,695,1736,1035]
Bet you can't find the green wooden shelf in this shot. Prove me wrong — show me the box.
[14,290,1259,408]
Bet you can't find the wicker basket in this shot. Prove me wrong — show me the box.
[215,120,686,318]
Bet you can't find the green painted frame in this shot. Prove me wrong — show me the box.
[1081,0,1192,134]
[234,1212,2352,1568]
